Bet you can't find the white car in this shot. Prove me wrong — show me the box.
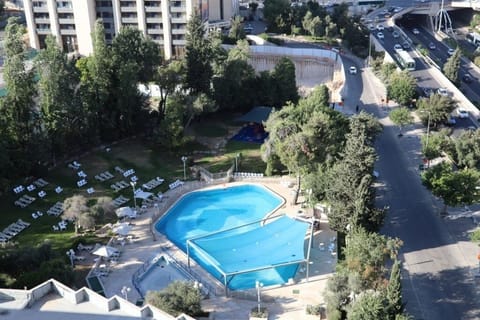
[377,32,384,39]
[437,88,449,96]
[392,31,400,38]
[447,48,455,56]
[394,44,402,51]
[412,28,420,35]
[457,109,469,119]
[349,66,357,75]
[376,24,384,31]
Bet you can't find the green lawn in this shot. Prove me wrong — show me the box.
[0,132,266,253]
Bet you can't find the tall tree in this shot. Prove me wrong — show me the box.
[35,35,79,164]
[443,49,461,85]
[154,60,184,122]
[386,71,417,107]
[422,162,480,213]
[76,20,112,142]
[229,15,246,40]
[386,260,404,318]
[389,107,413,137]
[62,195,93,234]
[271,57,299,107]
[0,17,38,172]
[184,14,213,95]
[145,281,203,317]
[263,0,290,33]
[416,94,456,128]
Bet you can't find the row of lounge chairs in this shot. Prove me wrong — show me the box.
[77,170,87,178]
[141,194,163,207]
[52,220,68,231]
[142,177,164,190]
[112,195,129,207]
[32,211,44,219]
[111,180,129,192]
[14,194,36,208]
[47,202,64,216]
[77,179,87,187]
[0,219,30,242]
[169,179,184,190]
[95,171,115,182]
[12,179,48,195]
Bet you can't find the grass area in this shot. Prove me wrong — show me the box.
[1,128,266,254]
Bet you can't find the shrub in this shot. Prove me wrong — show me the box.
[250,306,268,318]
[306,304,325,315]
[469,228,480,242]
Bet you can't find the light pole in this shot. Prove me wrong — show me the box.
[235,153,240,172]
[420,111,431,167]
[121,286,131,300]
[66,250,74,267]
[255,280,263,314]
[130,181,137,211]
[181,156,188,180]
[367,34,372,67]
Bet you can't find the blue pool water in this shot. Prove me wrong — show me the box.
[155,184,308,290]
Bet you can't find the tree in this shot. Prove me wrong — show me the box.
[0,0,5,17]
[347,291,388,320]
[416,94,456,128]
[62,195,92,233]
[229,15,246,40]
[421,128,452,161]
[263,0,290,33]
[35,35,79,164]
[386,71,417,107]
[422,163,480,213]
[154,60,184,122]
[453,130,480,169]
[386,260,404,318]
[145,281,203,317]
[271,57,299,107]
[443,49,461,85]
[389,107,413,137]
[184,14,213,95]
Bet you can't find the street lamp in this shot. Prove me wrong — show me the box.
[366,34,372,68]
[235,153,240,172]
[130,181,137,211]
[181,156,188,180]
[66,250,74,267]
[121,286,131,300]
[255,280,263,314]
[419,110,432,167]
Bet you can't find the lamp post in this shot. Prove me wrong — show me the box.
[420,111,432,167]
[367,34,372,67]
[66,250,74,267]
[255,280,262,314]
[235,153,240,172]
[181,156,188,180]
[130,181,137,211]
[121,286,131,300]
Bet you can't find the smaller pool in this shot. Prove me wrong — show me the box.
[137,255,191,297]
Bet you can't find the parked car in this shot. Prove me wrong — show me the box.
[349,66,357,75]
[412,28,420,34]
[377,32,384,39]
[376,24,384,31]
[392,31,400,38]
[462,74,473,83]
[394,43,402,51]
[429,42,436,50]
[447,48,455,56]
[457,109,469,118]
[402,41,410,49]
[437,87,449,96]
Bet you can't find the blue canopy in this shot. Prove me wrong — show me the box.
[235,106,273,123]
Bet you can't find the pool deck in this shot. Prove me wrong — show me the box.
[98,178,337,319]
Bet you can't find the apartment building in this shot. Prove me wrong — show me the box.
[23,0,238,60]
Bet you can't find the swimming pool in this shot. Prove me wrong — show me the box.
[155,184,309,290]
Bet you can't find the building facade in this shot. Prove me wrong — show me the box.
[23,0,238,60]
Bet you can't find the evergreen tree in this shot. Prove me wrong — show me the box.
[386,260,404,318]
[443,49,461,85]
[271,57,299,107]
[184,13,213,95]
[386,71,417,107]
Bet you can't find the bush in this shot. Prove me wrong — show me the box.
[250,306,268,318]
[306,304,325,315]
[470,228,480,242]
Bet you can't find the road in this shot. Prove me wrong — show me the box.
[342,54,480,319]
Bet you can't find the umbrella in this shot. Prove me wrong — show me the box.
[112,223,132,236]
[115,207,134,218]
[92,245,118,258]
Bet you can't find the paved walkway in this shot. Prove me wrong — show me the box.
[91,179,336,319]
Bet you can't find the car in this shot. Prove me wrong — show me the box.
[394,43,402,51]
[368,24,375,31]
[412,28,420,35]
[377,32,384,39]
[376,24,384,31]
[393,7,403,13]
[349,66,357,75]
[445,117,456,126]
[392,31,400,38]
[402,42,410,49]
[447,48,455,56]
[429,42,436,50]
[437,87,449,96]
[422,87,434,97]
[457,109,469,118]
[387,26,394,32]
[463,74,473,83]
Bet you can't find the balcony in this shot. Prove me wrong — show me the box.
[36,28,52,34]
[58,18,75,24]
[60,29,77,36]
[34,18,50,24]
[146,17,162,23]
[170,6,186,12]
[121,17,138,24]
[32,6,49,13]
[147,28,163,34]
[120,6,137,12]
[145,6,161,12]
[171,28,186,34]
[171,17,186,24]
[172,39,186,45]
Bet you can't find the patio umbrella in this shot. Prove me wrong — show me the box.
[92,245,118,258]
[112,223,132,236]
[115,207,133,218]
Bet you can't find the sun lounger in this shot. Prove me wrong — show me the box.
[78,170,87,178]
[131,175,138,182]
[17,219,30,227]
[169,179,184,190]
[38,190,47,198]
[52,225,59,231]
[115,166,125,174]
[55,186,63,194]
[32,213,38,219]
[26,184,36,192]
[13,185,25,194]
[87,187,95,194]
[104,171,114,179]
[77,179,87,187]
[95,174,105,181]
